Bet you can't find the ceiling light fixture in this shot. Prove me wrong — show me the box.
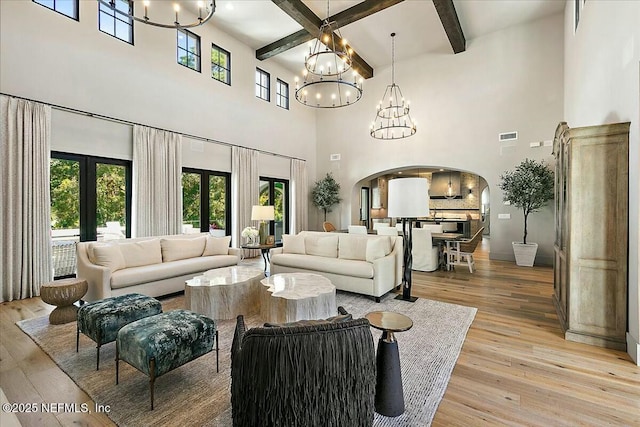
[294,0,363,108]
[370,33,417,140]
[97,0,216,29]
[445,171,457,200]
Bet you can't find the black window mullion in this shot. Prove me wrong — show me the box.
[200,172,209,232]
[85,159,98,242]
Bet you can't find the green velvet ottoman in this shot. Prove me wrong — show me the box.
[76,293,162,370]
[115,309,219,410]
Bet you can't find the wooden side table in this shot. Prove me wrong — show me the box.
[40,278,88,324]
[365,311,413,417]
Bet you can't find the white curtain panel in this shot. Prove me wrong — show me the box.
[231,146,259,254]
[132,125,182,237]
[0,95,52,302]
[290,159,308,233]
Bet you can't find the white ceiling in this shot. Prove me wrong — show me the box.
[206,0,565,77]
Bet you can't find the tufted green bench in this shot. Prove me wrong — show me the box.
[77,293,162,370]
[115,309,219,410]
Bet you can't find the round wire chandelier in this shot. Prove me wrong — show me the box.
[294,1,363,108]
[97,0,216,30]
[370,33,417,139]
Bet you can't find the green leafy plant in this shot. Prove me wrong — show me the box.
[498,158,554,244]
[311,173,341,221]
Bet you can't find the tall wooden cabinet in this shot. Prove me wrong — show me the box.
[552,121,629,350]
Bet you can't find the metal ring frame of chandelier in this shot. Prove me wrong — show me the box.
[370,32,417,140]
[295,18,363,108]
[97,0,216,30]
[370,83,417,139]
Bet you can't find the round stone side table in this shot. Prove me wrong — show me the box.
[40,278,88,324]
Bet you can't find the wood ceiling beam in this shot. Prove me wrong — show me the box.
[259,0,403,79]
[433,0,466,54]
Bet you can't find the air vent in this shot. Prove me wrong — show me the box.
[330,154,341,161]
[499,131,518,142]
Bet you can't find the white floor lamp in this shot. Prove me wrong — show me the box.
[387,177,430,302]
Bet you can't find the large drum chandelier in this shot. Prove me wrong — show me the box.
[294,1,363,108]
[97,0,216,29]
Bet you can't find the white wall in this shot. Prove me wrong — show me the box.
[563,0,640,364]
[314,13,564,265]
[0,0,314,191]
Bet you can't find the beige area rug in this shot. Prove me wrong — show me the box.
[17,292,476,426]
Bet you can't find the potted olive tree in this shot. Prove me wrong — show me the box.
[311,173,341,222]
[498,158,554,266]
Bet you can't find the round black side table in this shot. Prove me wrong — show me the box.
[364,311,413,417]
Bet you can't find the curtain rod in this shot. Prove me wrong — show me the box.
[1,92,306,162]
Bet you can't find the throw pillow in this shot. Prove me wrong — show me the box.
[161,236,207,262]
[304,234,339,258]
[202,235,232,256]
[338,234,368,261]
[282,234,305,254]
[365,236,392,263]
[119,239,163,268]
[91,244,126,272]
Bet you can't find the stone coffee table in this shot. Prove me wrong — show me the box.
[185,266,264,320]
[259,273,337,323]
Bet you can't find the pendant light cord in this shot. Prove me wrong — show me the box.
[391,32,396,85]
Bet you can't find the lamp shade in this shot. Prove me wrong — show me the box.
[387,178,429,218]
[251,205,275,221]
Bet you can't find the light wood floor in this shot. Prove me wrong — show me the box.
[1,239,638,426]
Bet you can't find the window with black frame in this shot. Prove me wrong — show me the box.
[177,29,201,72]
[259,177,289,242]
[255,68,270,101]
[50,153,132,278]
[211,43,231,85]
[98,0,134,44]
[276,79,289,110]
[182,168,231,236]
[33,0,79,20]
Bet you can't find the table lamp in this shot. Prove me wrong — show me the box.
[387,177,429,302]
[251,205,275,245]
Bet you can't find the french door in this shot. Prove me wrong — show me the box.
[50,153,132,240]
[259,177,289,242]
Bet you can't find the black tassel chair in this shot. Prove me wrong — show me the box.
[231,309,376,427]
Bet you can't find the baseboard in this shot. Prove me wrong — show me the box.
[489,251,553,267]
[627,332,640,365]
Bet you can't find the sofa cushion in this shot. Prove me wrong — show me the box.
[304,234,338,258]
[270,254,373,279]
[338,234,368,261]
[90,244,126,272]
[366,236,392,263]
[202,236,231,256]
[161,236,207,262]
[110,255,239,289]
[119,239,162,268]
[282,234,306,254]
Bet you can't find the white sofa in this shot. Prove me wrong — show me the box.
[77,233,240,302]
[269,231,403,301]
